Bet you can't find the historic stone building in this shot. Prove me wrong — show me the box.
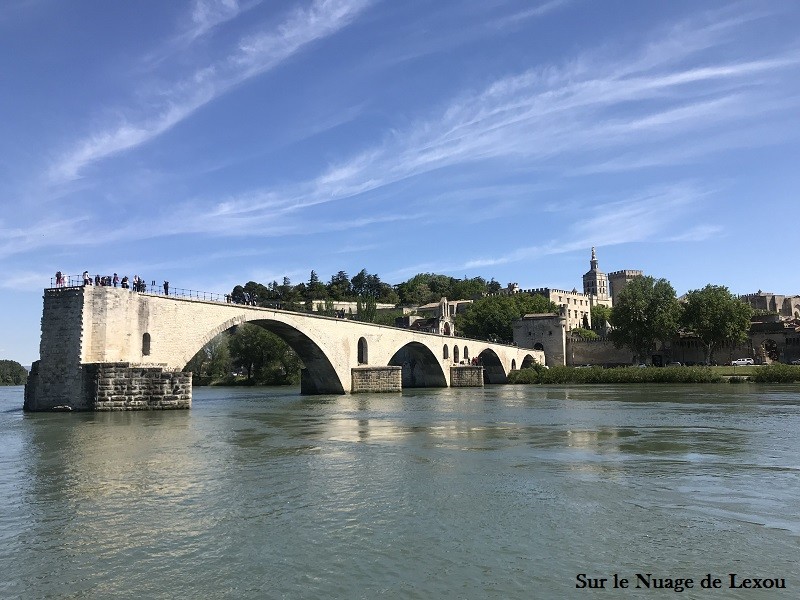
[739,291,800,318]
[582,246,610,302]
[502,284,597,331]
[395,297,467,336]
[512,313,566,367]
[608,269,643,303]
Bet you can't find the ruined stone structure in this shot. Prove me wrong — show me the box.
[25,286,544,411]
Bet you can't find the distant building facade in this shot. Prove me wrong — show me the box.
[395,297,462,336]
[739,291,800,318]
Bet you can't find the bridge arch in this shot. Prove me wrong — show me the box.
[184,315,345,394]
[388,342,447,388]
[478,348,508,383]
[521,354,537,369]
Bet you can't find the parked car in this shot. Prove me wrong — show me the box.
[666,362,682,367]
[791,359,800,365]
[731,358,754,366]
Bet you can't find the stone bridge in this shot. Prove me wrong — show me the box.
[24,286,545,411]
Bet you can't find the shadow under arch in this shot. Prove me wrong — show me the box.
[478,348,507,384]
[183,316,345,395]
[521,354,537,369]
[388,342,447,388]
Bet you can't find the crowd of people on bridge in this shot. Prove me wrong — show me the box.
[54,271,169,295]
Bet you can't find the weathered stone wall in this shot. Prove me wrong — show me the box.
[351,366,402,393]
[450,366,484,387]
[567,338,634,366]
[513,314,566,366]
[24,287,87,411]
[84,363,192,410]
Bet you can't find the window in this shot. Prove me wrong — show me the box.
[142,333,151,356]
[357,337,368,364]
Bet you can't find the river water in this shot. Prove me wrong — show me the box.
[1,384,798,599]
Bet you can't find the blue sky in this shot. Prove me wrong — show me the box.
[2,0,799,365]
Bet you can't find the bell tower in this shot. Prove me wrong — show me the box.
[582,247,610,302]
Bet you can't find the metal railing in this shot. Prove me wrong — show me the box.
[48,274,227,302]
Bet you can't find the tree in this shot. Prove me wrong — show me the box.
[609,276,682,364]
[328,271,351,300]
[682,284,753,364]
[351,269,368,297]
[0,359,27,385]
[591,304,612,333]
[356,295,377,323]
[306,270,327,300]
[228,324,273,381]
[456,293,558,342]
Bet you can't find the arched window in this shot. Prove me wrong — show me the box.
[142,333,151,356]
[358,337,368,365]
[533,342,544,351]
[511,359,517,370]
[463,346,469,361]
[443,345,449,359]
[454,345,460,364]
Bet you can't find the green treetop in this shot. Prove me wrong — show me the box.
[682,284,753,365]
[609,276,682,364]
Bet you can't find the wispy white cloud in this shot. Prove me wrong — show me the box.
[396,183,718,276]
[492,0,572,29]
[187,0,248,41]
[12,6,799,263]
[171,11,798,239]
[49,0,373,182]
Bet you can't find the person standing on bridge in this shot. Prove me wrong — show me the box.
[163,281,169,296]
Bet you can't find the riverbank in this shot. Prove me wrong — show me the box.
[508,364,800,384]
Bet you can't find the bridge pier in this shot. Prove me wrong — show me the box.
[449,365,484,387]
[350,366,402,393]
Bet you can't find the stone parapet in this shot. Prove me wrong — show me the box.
[351,366,402,393]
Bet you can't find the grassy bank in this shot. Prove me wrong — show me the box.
[508,365,724,384]
[508,364,800,384]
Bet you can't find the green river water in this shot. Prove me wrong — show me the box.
[1,384,797,599]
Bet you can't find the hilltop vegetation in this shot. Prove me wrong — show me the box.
[0,360,27,385]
